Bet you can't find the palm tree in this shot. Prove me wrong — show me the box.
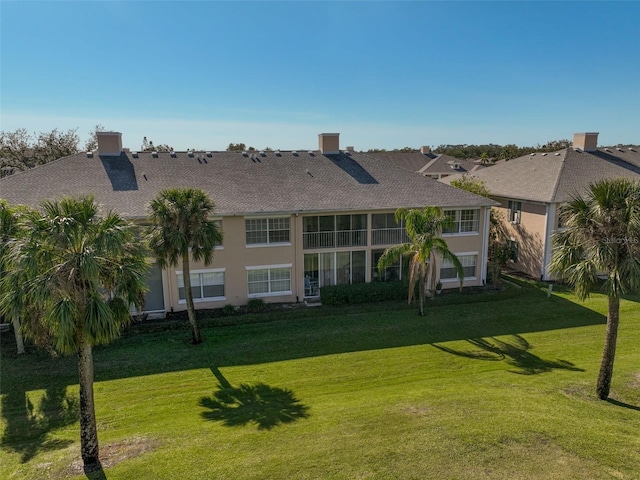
[147,188,223,344]
[378,207,464,316]
[0,200,28,354]
[0,196,149,472]
[550,179,640,400]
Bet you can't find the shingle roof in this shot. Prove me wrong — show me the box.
[369,152,484,176]
[441,148,640,203]
[0,150,494,217]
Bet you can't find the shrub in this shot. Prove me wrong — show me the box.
[222,304,237,316]
[247,298,267,313]
[320,281,408,306]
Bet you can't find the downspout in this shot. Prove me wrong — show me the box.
[541,203,556,281]
[480,207,490,284]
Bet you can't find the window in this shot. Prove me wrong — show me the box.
[304,251,366,295]
[245,217,290,245]
[177,270,225,302]
[507,201,522,225]
[507,239,519,262]
[440,254,477,280]
[247,265,292,297]
[443,209,479,234]
[213,219,223,247]
[371,249,401,282]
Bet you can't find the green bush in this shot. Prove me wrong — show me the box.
[247,298,267,313]
[222,304,237,316]
[320,281,408,306]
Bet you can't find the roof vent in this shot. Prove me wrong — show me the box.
[206,152,212,157]
[629,147,637,152]
[132,151,139,158]
[530,153,536,156]
[152,151,158,158]
[242,151,248,157]
[275,150,281,156]
[259,151,266,157]
[617,147,624,152]
[554,153,561,156]
[86,151,94,158]
[188,151,195,157]
[170,151,177,158]
[604,148,612,152]
[292,150,298,156]
[573,148,583,153]
[541,153,547,156]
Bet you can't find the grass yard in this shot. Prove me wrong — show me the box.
[1,281,640,479]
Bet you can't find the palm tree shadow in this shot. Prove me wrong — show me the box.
[605,398,640,411]
[433,335,585,375]
[1,384,78,462]
[200,368,310,430]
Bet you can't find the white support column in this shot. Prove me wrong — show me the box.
[480,207,490,284]
[541,203,556,281]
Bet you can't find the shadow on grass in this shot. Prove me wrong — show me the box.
[433,335,585,375]
[199,367,310,430]
[605,398,640,412]
[1,384,78,462]
[84,465,107,479]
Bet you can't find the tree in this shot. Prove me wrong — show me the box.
[0,196,149,471]
[0,200,28,354]
[84,124,106,151]
[549,179,640,400]
[450,174,491,198]
[147,188,223,344]
[227,143,255,152]
[0,128,79,177]
[377,207,463,316]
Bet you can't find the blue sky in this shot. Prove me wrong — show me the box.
[1,1,638,151]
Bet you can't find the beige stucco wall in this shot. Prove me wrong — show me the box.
[493,197,547,279]
[159,207,491,312]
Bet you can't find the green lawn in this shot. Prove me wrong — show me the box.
[2,282,640,479]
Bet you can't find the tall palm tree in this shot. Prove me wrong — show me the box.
[378,207,464,316]
[550,179,640,400]
[147,188,223,344]
[0,196,149,472]
[0,200,28,354]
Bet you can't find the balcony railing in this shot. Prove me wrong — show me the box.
[372,228,409,246]
[303,229,367,249]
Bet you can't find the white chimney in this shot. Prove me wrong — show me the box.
[573,132,599,152]
[96,131,123,156]
[345,146,355,152]
[318,133,340,154]
[420,146,431,154]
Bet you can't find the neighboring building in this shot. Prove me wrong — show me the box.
[443,132,640,280]
[370,146,485,180]
[0,131,495,316]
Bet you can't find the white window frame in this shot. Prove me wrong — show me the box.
[439,252,478,282]
[246,264,293,298]
[442,209,480,236]
[245,216,291,247]
[176,268,226,303]
[213,219,224,250]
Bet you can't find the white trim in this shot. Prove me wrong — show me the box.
[442,232,479,238]
[440,252,479,281]
[176,268,225,275]
[245,242,292,248]
[248,291,293,299]
[244,214,291,220]
[246,263,293,270]
[178,297,226,304]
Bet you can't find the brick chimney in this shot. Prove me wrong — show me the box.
[319,133,340,154]
[573,132,599,152]
[420,146,431,154]
[97,131,123,156]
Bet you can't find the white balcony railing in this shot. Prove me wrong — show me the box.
[372,228,409,246]
[303,229,367,249]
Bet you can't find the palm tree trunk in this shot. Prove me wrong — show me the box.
[597,295,620,400]
[12,315,25,354]
[182,253,202,344]
[78,336,101,471]
[418,270,425,316]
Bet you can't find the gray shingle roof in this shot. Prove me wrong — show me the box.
[442,148,640,203]
[0,150,494,217]
[369,152,484,176]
